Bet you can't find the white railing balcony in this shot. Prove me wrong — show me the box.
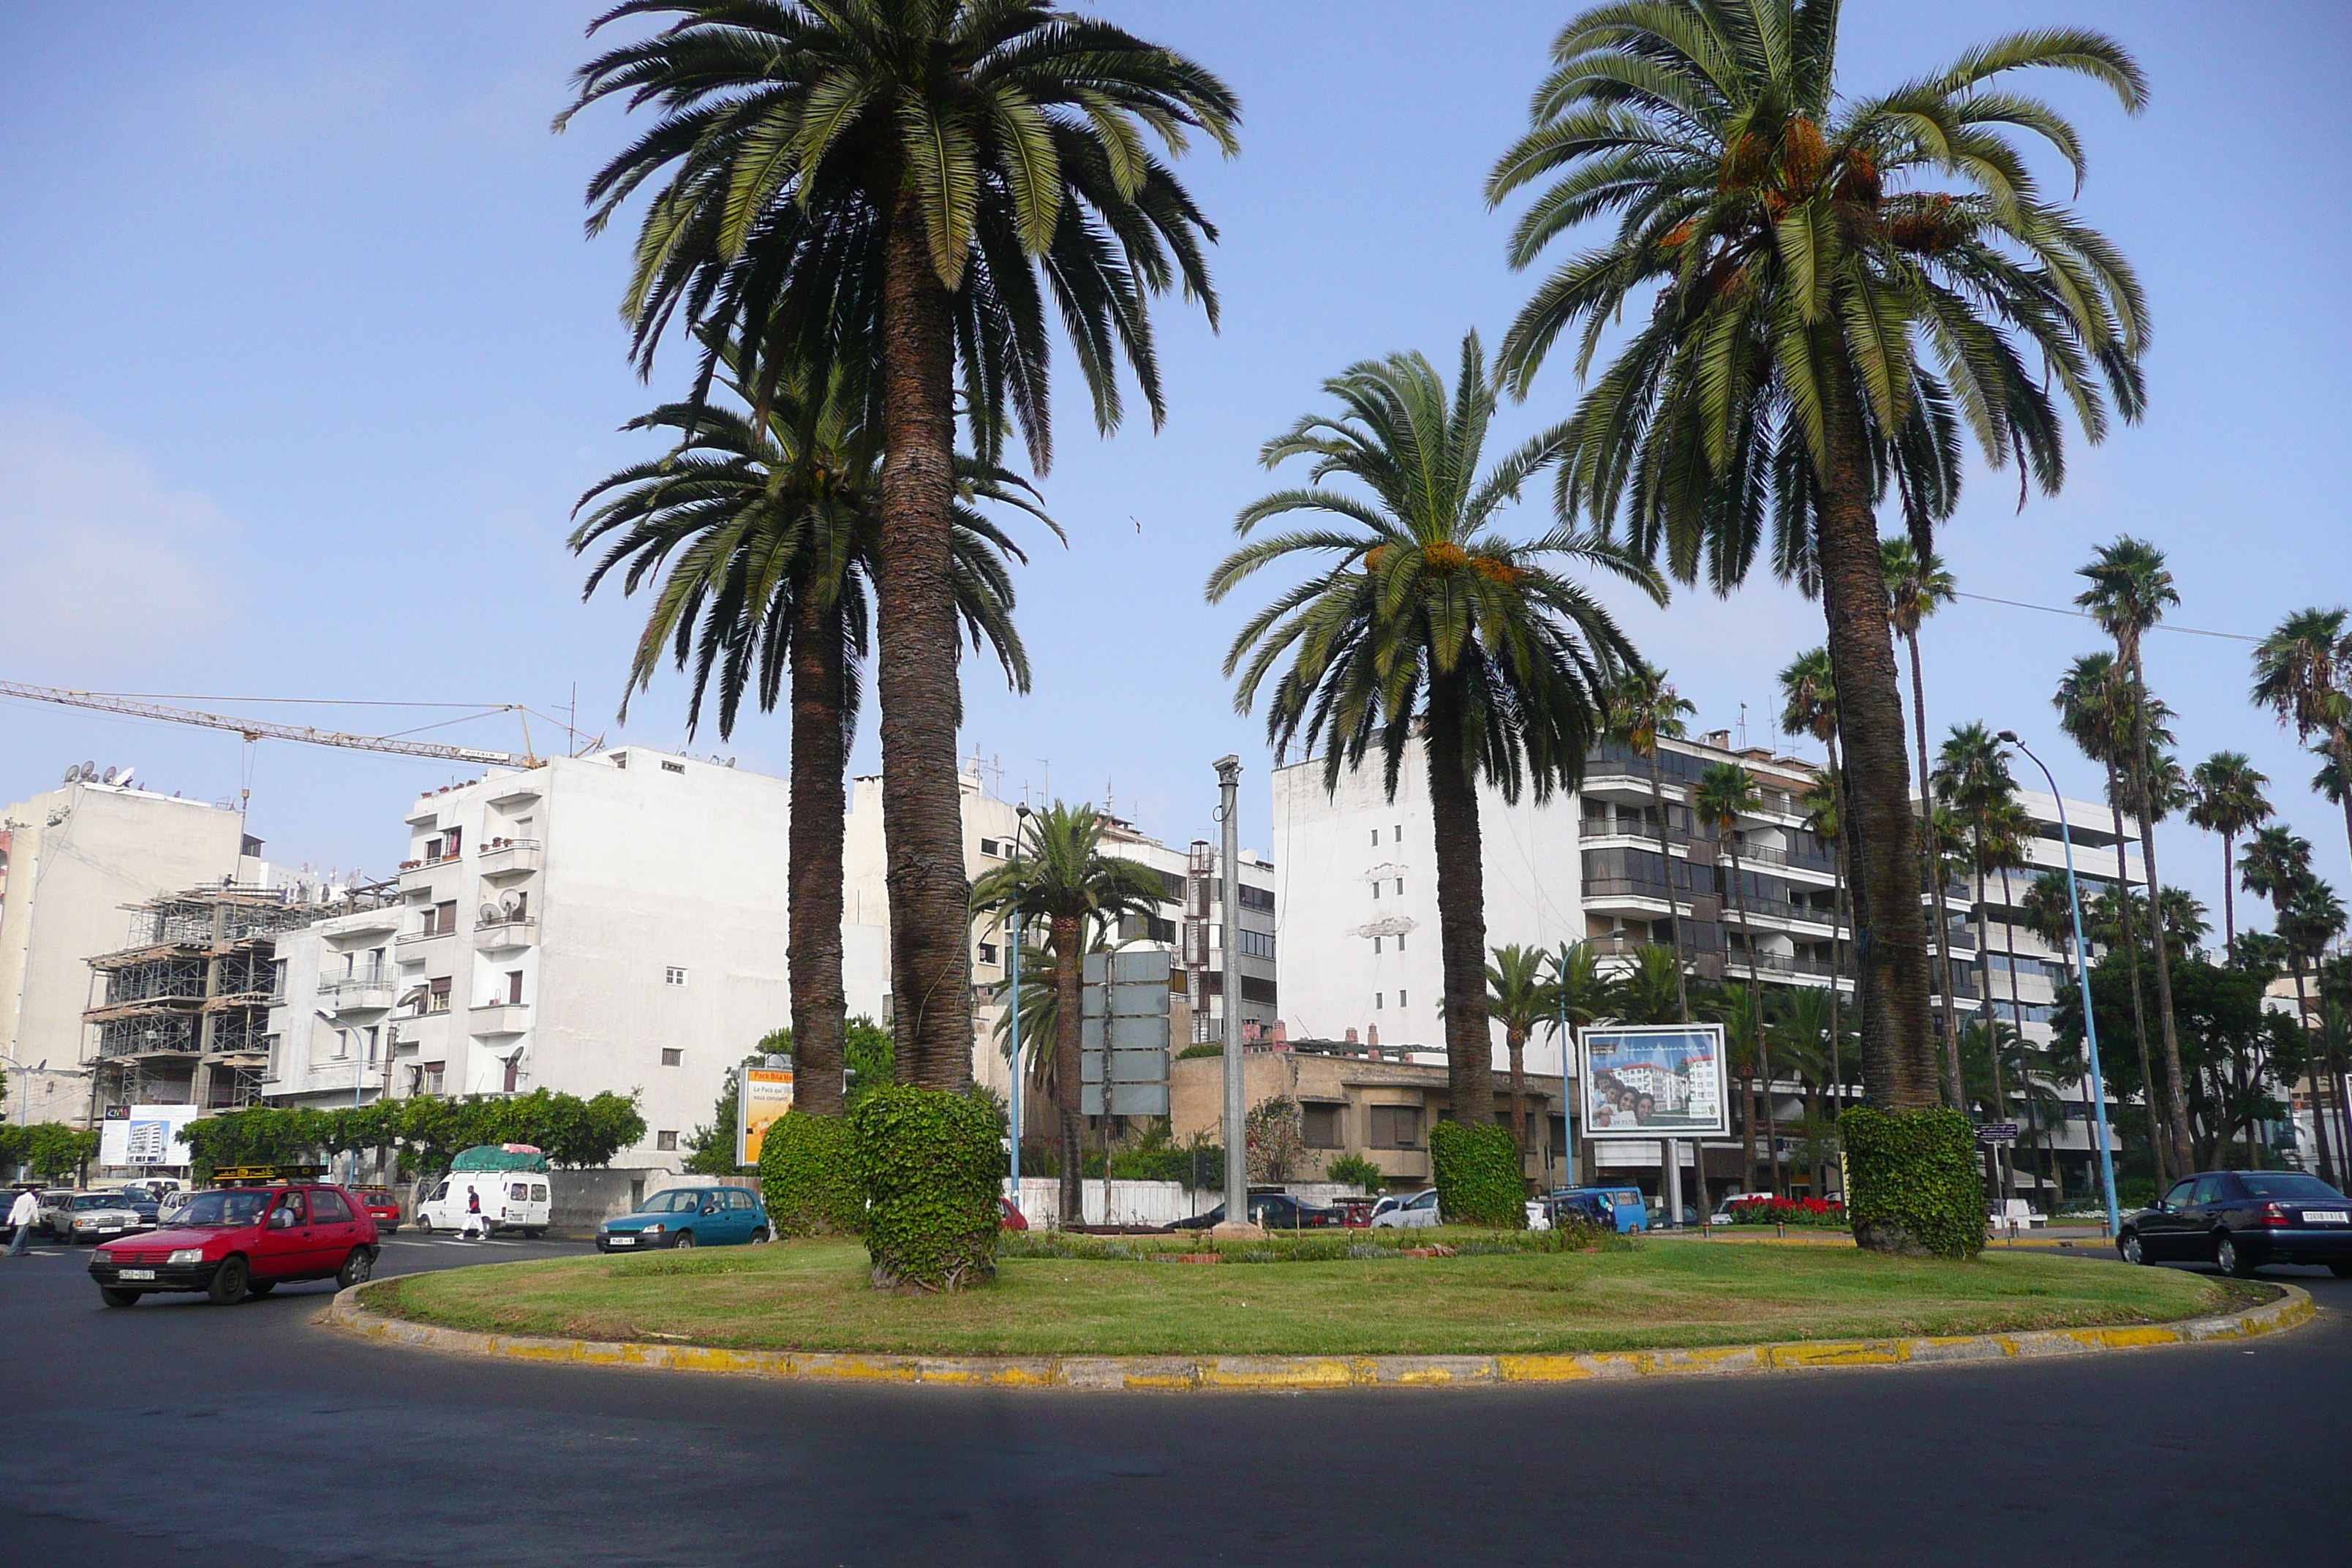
[468,1001,530,1036]
[477,839,543,879]
[474,915,538,951]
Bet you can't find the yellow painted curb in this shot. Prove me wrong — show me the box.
[317,1281,2315,1394]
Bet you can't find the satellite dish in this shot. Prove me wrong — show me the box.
[480,904,502,924]
[498,893,520,916]
[81,761,96,780]
[102,767,118,785]
[116,767,135,788]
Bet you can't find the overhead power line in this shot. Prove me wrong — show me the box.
[1953,591,2261,644]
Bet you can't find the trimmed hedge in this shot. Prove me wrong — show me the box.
[1428,1120,1526,1228]
[1839,1105,1983,1259]
[850,1085,1002,1292]
[756,1112,864,1237]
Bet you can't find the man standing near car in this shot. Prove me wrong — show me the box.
[6,1188,39,1256]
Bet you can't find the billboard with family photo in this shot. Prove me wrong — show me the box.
[1577,1024,1728,1139]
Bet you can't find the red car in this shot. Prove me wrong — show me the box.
[355,1186,404,1234]
[88,1182,380,1308]
[999,1196,1029,1231]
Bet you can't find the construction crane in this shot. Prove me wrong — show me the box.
[1,682,540,769]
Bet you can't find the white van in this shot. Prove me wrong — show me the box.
[415,1172,551,1238]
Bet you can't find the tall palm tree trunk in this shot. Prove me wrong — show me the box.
[2334,728,2352,872]
[1052,914,1085,1225]
[2219,830,2237,954]
[1907,634,1967,1109]
[2123,644,2195,1177]
[1817,406,1937,1112]
[2291,960,2341,1188]
[2106,765,2167,1188]
[1970,838,2004,1204]
[1507,1025,1529,1173]
[1425,689,1496,1129]
[1646,762,1692,1022]
[1999,862,2028,1205]
[1825,734,1847,1139]
[1726,843,1779,1196]
[878,192,976,1090]
[786,595,851,1117]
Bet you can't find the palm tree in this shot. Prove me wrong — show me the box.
[1604,663,1700,1022]
[2189,753,2273,955]
[570,358,1044,1115]
[1771,988,1849,1196]
[1932,723,2015,1105]
[2253,608,2352,869]
[1487,945,1555,1171]
[2055,651,2169,1186]
[2283,879,2351,1180]
[1798,766,1850,1104]
[1547,938,1618,1190]
[1488,1,2147,1145]
[1779,648,1851,1074]
[2076,537,2193,1177]
[1209,335,1660,1132]
[1885,540,1965,1108]
[1611,943,1690,1026]
[970,802,1167,1222]
[565,1,1239,1088]
[1695,762,1779,1195]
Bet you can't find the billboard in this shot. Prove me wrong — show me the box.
[1578,1024,1729,1139]
[98,1104,200,1168]
[1080,948,1172,1116]
[735,1067,795,1166]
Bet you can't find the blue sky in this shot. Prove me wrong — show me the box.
[3,1,2348,935]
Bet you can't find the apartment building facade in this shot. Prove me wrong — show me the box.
[263,748,870,1169]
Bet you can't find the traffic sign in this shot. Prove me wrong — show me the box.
[1975,1122,2020,1145]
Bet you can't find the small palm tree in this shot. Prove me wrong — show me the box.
[2076,536,2193,1177]
[2188,753,2273,954]
[1209,334,1661,1131]
[1695,762,1778,1195]
[1610,943,1689,1027]
[1933,723,2015,1106]
[1486,945,1555,1171]
[1547,938,1618,1190]
[2253,608,2352,870]
[970,802,1167,1224]
[1604,663,1699,1020]
[570,357,1045,1114]
[566,0,1239,1088]
[1488,1,2148,1141]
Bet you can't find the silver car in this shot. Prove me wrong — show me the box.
[58,1191,147,1245]
[34,1188,78,1238]
[1370,1187,1443,1229]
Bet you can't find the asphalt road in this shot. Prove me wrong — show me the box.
[4,1235,2347,1568]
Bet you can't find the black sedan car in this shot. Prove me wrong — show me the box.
[2117,1170,2352,1278]
[1171,1192,1340,1231]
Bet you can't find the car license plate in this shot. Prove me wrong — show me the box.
[607,1235,635,1246]
[2304,1210,2348,1225]
[120,1268,156,1281]
[99,1226,121,1233]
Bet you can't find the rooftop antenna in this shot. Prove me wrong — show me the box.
[1737,702,1749,749]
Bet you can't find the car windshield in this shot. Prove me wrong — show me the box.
[636,1190,704,1214]
[72,1194,122,1210]
[2239,1174,2347,1202]
[170,1191,274,1227]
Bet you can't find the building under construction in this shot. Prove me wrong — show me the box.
[84,881,395,1112]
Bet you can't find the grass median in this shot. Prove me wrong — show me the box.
[360,1230,2234,1359]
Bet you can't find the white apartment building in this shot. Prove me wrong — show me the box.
[3,772,275,1126]
[264,747,884,1169]
[842,766,1278,1105]
[1275,730,2132,1202]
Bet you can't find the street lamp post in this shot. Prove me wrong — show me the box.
[1007,802,1031,1205]
[1215,756,1247,1226]
[1999,731,2120,1237]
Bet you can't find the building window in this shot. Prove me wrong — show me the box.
[1396,932,1406,951]
[1370,829,1379,845]
[1302,1103,1343,1148]
[1376,992,1384,1010]
[978,941,999,965]
[427,977,452,1014]
[422,1061,445,1095]
[504,970,523,1005]
[1395,878,1403,896]
[1235,929,1274,960]
[656,1131,679,1151]
[1372,881,1380,900]
[1394,823,1401,843]
[665,966,688,987]
[1373,936,1382,954]
[1368,1105,1420,1149]
[660,760,686,774]
[1399,989,1408,1008]
[980,837,1002,857]
[1237,883,1275,913]
[661,1048,683,1067]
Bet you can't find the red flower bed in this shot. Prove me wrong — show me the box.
[1726,1196,1847,1228]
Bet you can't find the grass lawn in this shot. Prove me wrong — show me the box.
[362,1232,2234,1358]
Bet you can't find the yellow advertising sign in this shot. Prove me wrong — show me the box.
[736,1067,796,1166]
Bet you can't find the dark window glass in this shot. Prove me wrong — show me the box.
[2239,1173,2347,1202]
[2163,1180,2196,1209]
[2190,1175,2223,1207]
[309,1190,353,1224]
[1302,1104,1342,1148]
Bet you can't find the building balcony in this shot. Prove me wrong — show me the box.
[297,1059,371,1094]
[473,915,538,951]
[396,926,455,951]
[397,851,461,883]
[467,1001,530,1037]
[476,839,542,880]
[320,973,397,1013]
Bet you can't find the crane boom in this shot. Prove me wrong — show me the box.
[1,682,537,768]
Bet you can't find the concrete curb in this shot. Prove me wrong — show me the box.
[317,1281,2315,1394]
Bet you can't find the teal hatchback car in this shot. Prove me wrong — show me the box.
[597,1186,771,1251]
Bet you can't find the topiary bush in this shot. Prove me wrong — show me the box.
[1839,1105,1983,1259]
[757,1112,864,1237]
[1428,1120,1526,1228]
[850,1085,1003,1292]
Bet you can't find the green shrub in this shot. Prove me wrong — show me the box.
[1428,1120,1525,1228]
[757,1112,864,1237]
[1324,1152,1386,1192]
[851,1085,1002,1292]
[1839,1105,1983,1259]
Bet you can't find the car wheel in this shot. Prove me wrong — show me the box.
[246,1280,276,1297]
[414,1215,433,1235]
[523,1227,544,1240]
[2216,1235,2256,1278]
[748,1226,771,1245]
[208,1256,251,1306]
[2119,1232,2145,1266]
[673,1231,695,1250]
[99,1287,141,1308]
[337,1248,374,1289]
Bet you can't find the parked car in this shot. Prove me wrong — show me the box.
[34,1188,78,1238]
[1370,1187,1442,1229]
[1552,1186,1649,1234]
[998,1196,1029,1231]
[1169,1192,1341,1231]
[597,1187,772,1251]
[96,1186,164,1227]
[87,1181,380,1306]
[354,1188,404,1235]
[415,1172,551,1237]
[2117,1170,2352,1278]
[56,1191,150,1245]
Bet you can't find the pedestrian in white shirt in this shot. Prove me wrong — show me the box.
[6,1188,39,1256]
